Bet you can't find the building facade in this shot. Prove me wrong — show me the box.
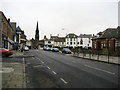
[77,34,92,49]
[65,33,78,48]
[0,11,14,49]
[92,26,120,55]
[54,37,65,48]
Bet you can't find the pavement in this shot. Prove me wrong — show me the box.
[1,51,27,89]
[10,51,35,58]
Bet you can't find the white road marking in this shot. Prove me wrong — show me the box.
[52,71,57,75]
[36,57,44,64]
[0,68,14,73]
[41,61,44,64]
[23,58,26,88]
[36,57,40,60]
[60,78,68,84]
[33,65,42,68]
[32,57,35,59]
[47,66,50,69]
[70,60,76,63]
[84,65,115,75]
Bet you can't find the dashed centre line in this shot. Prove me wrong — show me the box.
[32,57,35,59]
[47,66,50,69]
[41,61,44,64]
[52,71,57,75]
[60,78,68,84]
[36,57,44,64]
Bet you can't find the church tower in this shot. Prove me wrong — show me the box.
[35,21,39,49]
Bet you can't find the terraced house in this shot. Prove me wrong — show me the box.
[77,34,92,49]
[65,33,78,48]
[0,11,14,49]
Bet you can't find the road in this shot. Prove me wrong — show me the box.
[24,50,119,88]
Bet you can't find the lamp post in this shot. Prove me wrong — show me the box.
[107,39,110,62]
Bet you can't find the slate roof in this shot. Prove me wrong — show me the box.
[79,34,92,38]
[98,27,120,39]
[66,33,78,38]
[54,37,65,42]
[16,26,22,31]
[50,36,58,39]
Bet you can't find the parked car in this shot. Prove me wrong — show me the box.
[43,47,50,51]
[23,46,29,51]
[0,48,13,57]
[50,47,54,51]
[43,47,47,50]
[52,48,59,52]
[62,48,72,54]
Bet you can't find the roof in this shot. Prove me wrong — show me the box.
[16,26,22,31]
[91,36,98,40]
[98,27,120,39]
[79,34,92,38]
[54,37,65,42]
[50,36,58,40]
[66,33,78,38]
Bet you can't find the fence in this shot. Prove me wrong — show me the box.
[72,51,120,65]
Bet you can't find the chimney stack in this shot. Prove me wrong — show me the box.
[8,18,10,23]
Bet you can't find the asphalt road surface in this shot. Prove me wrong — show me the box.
[24,50,119,88]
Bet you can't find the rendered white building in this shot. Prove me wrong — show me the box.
[77,34,92,49]
[65,33,78,48]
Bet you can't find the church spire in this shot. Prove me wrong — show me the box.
[35,21,39,41]
[36,21,39,31]
[35,21,39,49]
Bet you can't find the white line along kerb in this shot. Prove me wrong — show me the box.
[60,78,68,84]
[84,65,115,75]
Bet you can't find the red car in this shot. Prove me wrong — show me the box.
[0,48,13,57]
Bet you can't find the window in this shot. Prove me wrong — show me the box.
[95,43,96,49]
[70,38,72,41]
[89,38,91,43]
[67,38,69,41]
[109,41,110,47]
[48,41,51,43]
[80,38,83,44]
[67,42,69,44]
[101,43,103,48]
[70,42,72,45]
[74,38,75,41]
[74,42,75,44]
[78,42,79,44]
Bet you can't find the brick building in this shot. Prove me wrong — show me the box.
[0,11,14,49]
[92,26,120,55]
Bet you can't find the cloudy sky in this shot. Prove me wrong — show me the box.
[0,0,119,40]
